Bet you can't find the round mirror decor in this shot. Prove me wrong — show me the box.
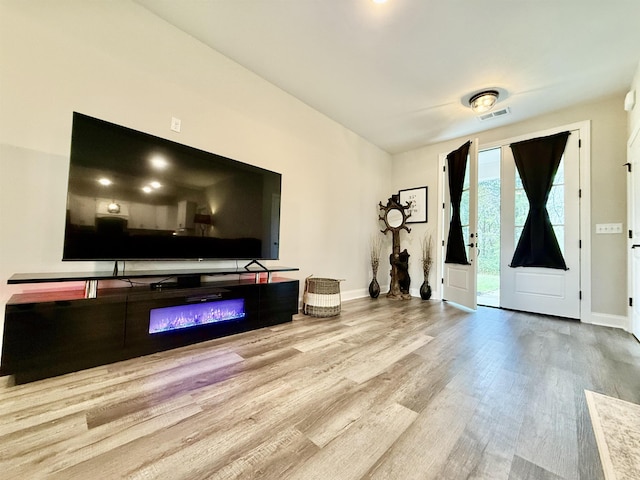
[386,209,403,229]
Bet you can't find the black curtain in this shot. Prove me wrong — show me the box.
[510,131,570,270]
[445,141,471,265]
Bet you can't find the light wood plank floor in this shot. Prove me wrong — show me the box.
[1,297,639,479]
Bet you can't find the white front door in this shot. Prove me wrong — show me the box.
[500,129,581,319]
[442,140,478,310]
[628,127,640,340]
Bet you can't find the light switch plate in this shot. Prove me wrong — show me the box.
[595,223,623,234]
[170,117,181,133]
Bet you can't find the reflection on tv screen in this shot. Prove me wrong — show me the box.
[149,298,245,334]
[63,112,281,261]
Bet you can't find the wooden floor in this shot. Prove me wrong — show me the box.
[1,297,639,479]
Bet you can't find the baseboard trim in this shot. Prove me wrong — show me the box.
[585,312,630,331]
[304,291,629,333]
[340,287,389,302]
[338,287,442,302]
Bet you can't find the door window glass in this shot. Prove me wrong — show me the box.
[460,160,470,260]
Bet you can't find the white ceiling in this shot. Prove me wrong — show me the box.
[135,0,640,154]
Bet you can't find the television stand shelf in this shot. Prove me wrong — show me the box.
[8,265,299,295]
[2,268,299,384]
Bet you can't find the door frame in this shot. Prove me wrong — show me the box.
[438,121,592,322]
[628,124,640,338]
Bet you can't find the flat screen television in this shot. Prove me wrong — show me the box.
[63,112,281,261]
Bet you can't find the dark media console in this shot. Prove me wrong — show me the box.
[1,268,299,384]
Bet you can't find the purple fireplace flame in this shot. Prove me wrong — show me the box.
[149,298,246,334]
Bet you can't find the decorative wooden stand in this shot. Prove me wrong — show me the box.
[379,195,412,299]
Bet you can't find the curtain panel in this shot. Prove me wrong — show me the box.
[509,131,570,270]
[445,141,471,265]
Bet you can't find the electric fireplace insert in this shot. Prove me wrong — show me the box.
[149,298,246,334]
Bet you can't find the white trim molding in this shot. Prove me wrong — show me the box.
[340,285,390,303]
[587,312,630,332]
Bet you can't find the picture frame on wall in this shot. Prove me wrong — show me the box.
[399,186,428,223]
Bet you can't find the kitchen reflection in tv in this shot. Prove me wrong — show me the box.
[149,298,246,334]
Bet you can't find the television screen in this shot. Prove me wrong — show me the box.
[63,112,281,261]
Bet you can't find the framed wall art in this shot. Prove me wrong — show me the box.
[399,186,428,223]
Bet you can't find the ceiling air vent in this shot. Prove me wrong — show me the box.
[478,107,510,121]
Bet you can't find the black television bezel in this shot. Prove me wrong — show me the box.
[62,112,282,262]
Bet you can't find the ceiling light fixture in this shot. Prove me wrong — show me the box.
[150,155,169,170]
[469,90,499,114]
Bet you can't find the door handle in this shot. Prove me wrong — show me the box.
[633,244,640,249]
[467,243,475,247]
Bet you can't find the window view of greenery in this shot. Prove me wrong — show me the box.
[460,164,470,262]
[477,149,501,305]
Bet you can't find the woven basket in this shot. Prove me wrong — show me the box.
[303,277,342,317]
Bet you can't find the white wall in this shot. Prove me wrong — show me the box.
[629,62,640,135]
[392,95,629,318]
[0,1,392,314]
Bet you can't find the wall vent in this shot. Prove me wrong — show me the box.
[478,107,510,121]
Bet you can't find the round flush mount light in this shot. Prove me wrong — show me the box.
[468,90,499,114]
[98,177,112,186]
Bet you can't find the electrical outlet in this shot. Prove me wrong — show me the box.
[595,223,623,234]
[170,117,181,133]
